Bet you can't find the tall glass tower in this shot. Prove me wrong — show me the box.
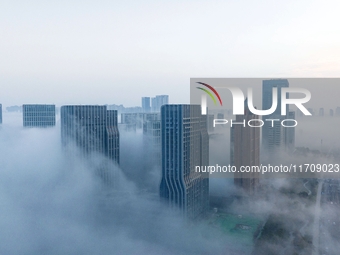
[141,97,151,113]
[61,105,119,185]
[231,99,260,195]
[160,104,209,219]
[262,79,294,155]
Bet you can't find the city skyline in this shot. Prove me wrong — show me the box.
[1,0,340,253]
[1,90,340,254]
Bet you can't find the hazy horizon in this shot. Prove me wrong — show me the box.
[1,0,340,107]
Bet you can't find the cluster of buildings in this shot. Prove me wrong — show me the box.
[142,95,169,112]
[230,79,296,195]
[0,79,306,218]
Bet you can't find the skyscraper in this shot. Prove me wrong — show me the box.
[151,95,169,112]
[61,105,119,185]
[262,79,294,155]
[231,99,260,195]
[262,79,289,116]
[207,114,214,133]
[160,105,209,219]
[143,113,161,168]
[23,104,56,127]
[284,111,295,151]
[120,112,144,131]
[142,97,151,113]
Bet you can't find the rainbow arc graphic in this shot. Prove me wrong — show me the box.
[196,82,223,114]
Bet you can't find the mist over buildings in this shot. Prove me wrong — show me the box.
[0,113,236,255]
[0,95,340,255]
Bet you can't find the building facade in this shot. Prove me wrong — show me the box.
[143,113,161,168]
[142,97,151,113]
[160,105,209,219]
[262,79,295,155]
[61,105,119,185]
[23,104,56,127]
[151,95,169,112]
[231,100,260,195]
[121,112,145,131]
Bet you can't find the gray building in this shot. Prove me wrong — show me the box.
[217,113,224,119]
[284,111,296,151]
[160,105,209,219]
[151,95,169,112]
[207,114,214,133]
[142,97,151,113]
[262,79,294,155]
[61,105,119,185]
[120,112,144,131]
[143,113,161,168]
[23,104,56,127]
[231,99,260,195]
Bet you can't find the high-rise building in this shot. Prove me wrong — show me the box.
[262,79,289,116]
[160,105,209,219]
[120,112,144,132]
[151,95,169,112]
[231,99,260,195]
[142,97,151,113]
[61,105,119,184]
[143,113,161,168]
[207,114,214,133]
[0,104,2,124]
[284,111,296,151]
[330,109,334,117]
[217,113,224,119]
[262,79,294,155]
[23,104,56,127]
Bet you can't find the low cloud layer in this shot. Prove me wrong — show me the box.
[0,114,234,255]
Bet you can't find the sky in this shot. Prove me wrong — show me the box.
[1,0,340,107]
